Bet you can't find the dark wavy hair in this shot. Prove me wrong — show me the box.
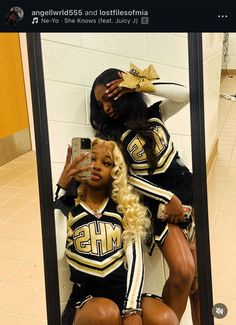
[90,68,158,173]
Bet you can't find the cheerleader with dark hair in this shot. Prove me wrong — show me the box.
[89,65,200,325]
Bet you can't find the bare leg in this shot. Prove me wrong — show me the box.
[189,239,201,325]
[74,298,122,325]
[158,223,195,321]
[141,297,179,325]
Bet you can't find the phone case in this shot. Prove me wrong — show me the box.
[157,203,192,222]
[71,137,91,179]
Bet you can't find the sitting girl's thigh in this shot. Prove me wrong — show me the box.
[141,297,179,325]
[74,297,122,325]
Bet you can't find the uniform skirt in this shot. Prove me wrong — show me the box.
[62,283,163,325]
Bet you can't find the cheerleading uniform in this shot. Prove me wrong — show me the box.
[120,84,193,245]
[55,188,144,325]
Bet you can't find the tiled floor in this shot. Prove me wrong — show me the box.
[208,75,236,325]
[0,152,47,325]
[0,76,236,324]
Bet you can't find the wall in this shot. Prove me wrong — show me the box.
[19,33,36,151]
[41,32,192,323]
[0,33,31,165]
[202,33,224,165]
[222,33,236,70]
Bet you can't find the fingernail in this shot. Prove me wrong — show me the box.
[105,89,109,93]
[114,97,117,100]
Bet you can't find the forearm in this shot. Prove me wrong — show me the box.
[151,83,189,121]
[124,236,144,310]
[128,173,173,203]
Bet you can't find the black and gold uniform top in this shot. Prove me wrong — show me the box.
[55,192,144,310]
[121,102,178,203]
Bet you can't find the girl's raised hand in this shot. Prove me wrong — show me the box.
[106,72,135,101]
[57,146,90,188]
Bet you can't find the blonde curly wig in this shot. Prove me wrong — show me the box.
[75,137,150,246]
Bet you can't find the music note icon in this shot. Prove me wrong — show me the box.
[32,17,38,24]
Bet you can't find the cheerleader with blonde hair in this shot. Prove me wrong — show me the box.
[55,138,179,325]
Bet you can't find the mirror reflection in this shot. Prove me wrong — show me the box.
[41,32,197,325]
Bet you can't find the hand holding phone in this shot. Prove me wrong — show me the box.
[157,203,192,223]
[72,137,91,179]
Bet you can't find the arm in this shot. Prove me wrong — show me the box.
[152,83,189,122]
[105,74,189,122]
[128,171,173,203]
[128,172,184,223]
[54,145,85,211]
[122,235,143,325]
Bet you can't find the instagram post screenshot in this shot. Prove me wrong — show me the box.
[0,1,235,324]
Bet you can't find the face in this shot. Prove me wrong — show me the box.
[94,84,119,119]
[86,143,114,189]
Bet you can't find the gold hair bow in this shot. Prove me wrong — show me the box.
[119,63,160,92]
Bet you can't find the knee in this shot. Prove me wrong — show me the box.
[170,258,195,288]
[142,298,179,325]
[155,309,179,325]
[93,300,120,325]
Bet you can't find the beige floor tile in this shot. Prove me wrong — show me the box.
[212,272,236,298]
[229,159,236,167]
[0,223,27,240]
[1,198,31,211]
[27,246,44,265]
[17,225,42,243]
[0,257,22,281]
[0,195,11,205]
[207,177,225,190]
[211,222,236,255]
[208,166,228,182]
[24,200,40,212]
[13,189,39,201]
[2,170,29,179]
[7,178,35,189]
[8,314,47,325]
[0,176,16,187]
[7,262,44,288]
[0,311,13,324]
[0,283,35,313]
[0,238,9,249]
[6,210,38,226]
[211,252,236,275]
[0,206,16,223]
[0,240,39,261]
[18,288,47,320]
[0,187,22,198]
[221,189,236,202]
[215,209,236,225]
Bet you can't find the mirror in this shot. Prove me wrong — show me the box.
[27,32,213,325]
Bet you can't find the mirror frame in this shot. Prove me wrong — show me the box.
[26,32,214,325]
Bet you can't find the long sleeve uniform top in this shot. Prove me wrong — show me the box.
[121,83,189,203]
[54,188,144,310]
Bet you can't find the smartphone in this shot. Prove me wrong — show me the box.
[71,137,91,179]
[157,203,192,222]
